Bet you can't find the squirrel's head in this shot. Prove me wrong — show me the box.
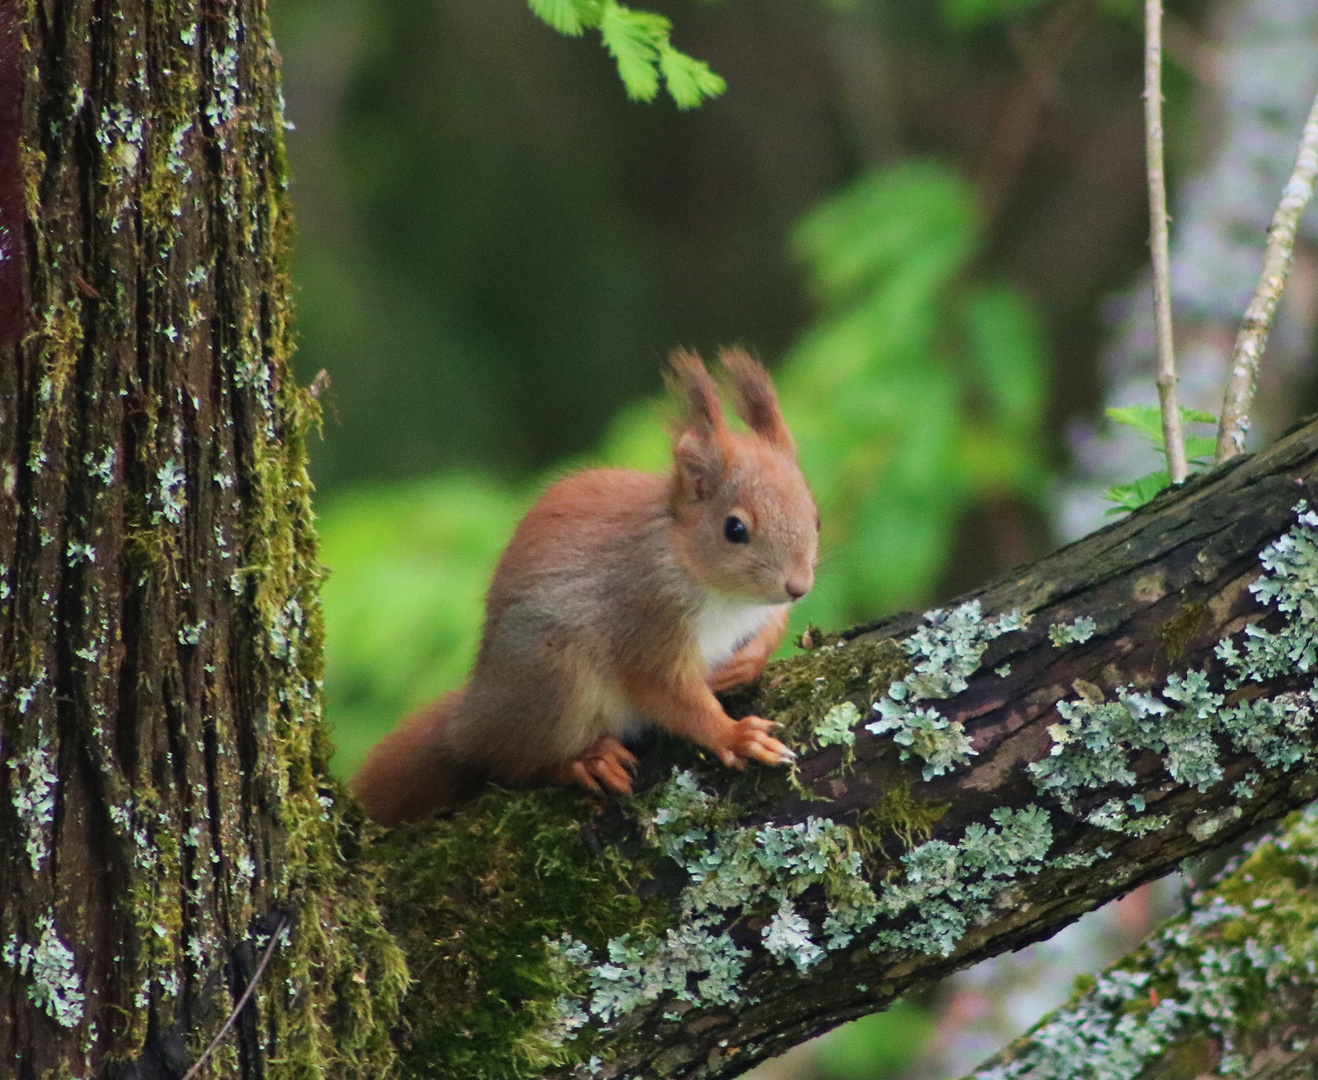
[667,348,818,606]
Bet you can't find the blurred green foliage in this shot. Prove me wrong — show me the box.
[813,1000,936,1079]
[320,158,1050,777]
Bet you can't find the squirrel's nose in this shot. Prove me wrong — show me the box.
[785,580,810,602]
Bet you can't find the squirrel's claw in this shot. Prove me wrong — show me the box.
[556,736,637,797]
[722,715,795,768]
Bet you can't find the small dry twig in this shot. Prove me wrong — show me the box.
[1215,88,1318,464]
[180,913,290,1080]
[1144,0,1188,483]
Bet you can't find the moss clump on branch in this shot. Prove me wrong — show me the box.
[372,787,668,1079]
[864,783,950,850]
[725,635,911,736]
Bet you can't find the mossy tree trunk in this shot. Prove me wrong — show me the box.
[0,1,400,1076]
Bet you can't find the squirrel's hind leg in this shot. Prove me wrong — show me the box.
[551,735,637,796]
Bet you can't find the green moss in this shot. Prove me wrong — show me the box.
[1159,602,1207,665]
[863,783,949,850]
[1157,1036,1219,1079]
[371,787,665,1080]
[736,636,910,736]
[246,356,407,1076]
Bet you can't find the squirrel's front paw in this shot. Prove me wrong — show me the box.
[716,715,795,769]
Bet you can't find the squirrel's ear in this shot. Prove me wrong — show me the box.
[672,429,725,502]
[719,347,795,456]
[667,350,730,502]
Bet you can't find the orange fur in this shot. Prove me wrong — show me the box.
[351,351,818,824]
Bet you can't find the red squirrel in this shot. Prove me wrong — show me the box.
[350,348,818,825]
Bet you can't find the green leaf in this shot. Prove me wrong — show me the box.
[531,0,725,110]
[814,999,935,1078]
[1185,434,1217,463]
[526,0,587,36]
[1103,405,1219,512]
[1106,404,1217,450]
[1104,470,1171,513]
[1105,404,1166,445]
[598,2,667,103]
[793,161,979,309]
[658,44,726,109]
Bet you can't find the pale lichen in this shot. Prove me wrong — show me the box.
[972,803,1318,1080]
[154,457,186,525]
[870,805,1053,957]
[1048,616,1096,647]
[552,768,884,1030]
[1030,503,1318,834]
[814,701,860,748]
[868,602,1027,779]
[9,732,56,873]
[3,914,86,1028]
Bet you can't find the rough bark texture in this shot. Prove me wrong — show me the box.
[0,2,402,1077]
[364,416,1318,1080]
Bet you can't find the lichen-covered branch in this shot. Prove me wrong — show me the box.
[967,803,1318,1080]
[1215,87,1318,464]
[367,416,1318,1080]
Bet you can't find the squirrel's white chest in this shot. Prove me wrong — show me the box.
[695,594,781,669]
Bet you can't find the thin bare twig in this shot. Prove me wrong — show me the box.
[180,913,290,1080]
[1145,0,1188,483]
[1215,88,1318,464]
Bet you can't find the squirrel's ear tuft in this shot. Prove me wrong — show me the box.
[719,347,795,455]
[667,349,727,437]
[667,350,731,501]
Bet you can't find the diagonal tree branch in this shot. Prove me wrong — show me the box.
[965,803,1318,1080]
[362,415,1318,1080]
[1216,88,1318,464]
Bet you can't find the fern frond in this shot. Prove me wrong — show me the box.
[528,0,726,110]
[599,3,667,102]
[658,44,727,110]
[527,0,586,37]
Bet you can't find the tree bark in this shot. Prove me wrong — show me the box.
[0,1,400,1077]
[365,414,1318,1080]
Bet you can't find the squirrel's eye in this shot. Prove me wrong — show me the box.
[724,515,750,544]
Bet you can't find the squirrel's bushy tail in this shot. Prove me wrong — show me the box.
[349,689,482,825]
